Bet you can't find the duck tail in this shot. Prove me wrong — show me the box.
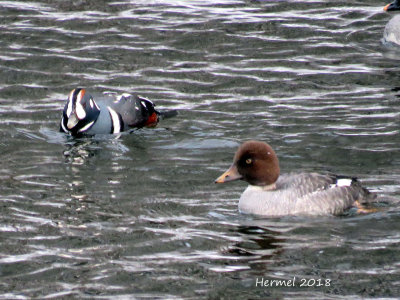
[359,186,378,203]
[333,174,377,203]
[350,177,377,203]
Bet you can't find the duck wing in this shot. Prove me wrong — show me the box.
[278,173,376,215]
[104,93,159,129]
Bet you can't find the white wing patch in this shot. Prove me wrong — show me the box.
[78,120,95,133]
[138,95,153,105]
[336,178,352,187]
[330,178,352,188]
[141,101,147,108]
[107,106,121,133]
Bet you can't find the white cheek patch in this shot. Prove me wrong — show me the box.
[89,99,95,109]
[76,102,86,120]
[107,106,121,133]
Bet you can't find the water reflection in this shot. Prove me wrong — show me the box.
[226,225,283,258]
[62,139,102,165]
[60,135,137,216]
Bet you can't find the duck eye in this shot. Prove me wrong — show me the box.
[245,158,252,164]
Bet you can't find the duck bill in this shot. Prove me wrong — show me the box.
[384,3,390,11]
[67,114,79,129]
[215,164,242,183]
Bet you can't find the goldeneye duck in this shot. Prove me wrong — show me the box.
[60,88,177,136]
[383,0,400,46]
[215,140,376,216]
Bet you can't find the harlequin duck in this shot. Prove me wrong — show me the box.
[215,140,377,217]
[60,88,176,136]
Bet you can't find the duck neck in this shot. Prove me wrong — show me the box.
[250,183,277,191]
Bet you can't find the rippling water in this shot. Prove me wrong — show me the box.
[1,0,400,298]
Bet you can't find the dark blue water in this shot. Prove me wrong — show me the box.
[1,0,400,298]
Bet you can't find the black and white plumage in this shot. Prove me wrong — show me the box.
[60,88,164,136]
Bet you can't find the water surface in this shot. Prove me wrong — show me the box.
[1,0,400,298]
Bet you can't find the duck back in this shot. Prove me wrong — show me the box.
[238,173,375,216]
